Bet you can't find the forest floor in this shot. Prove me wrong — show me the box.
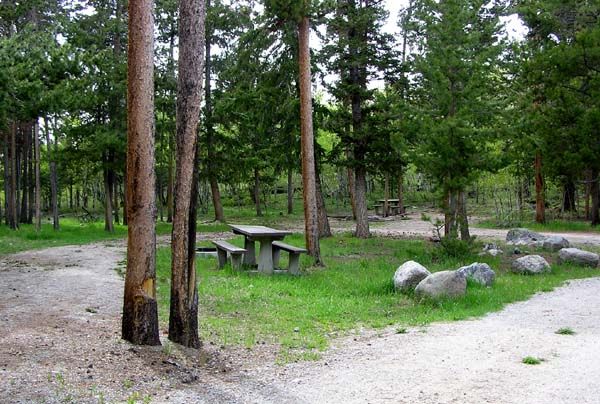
[1,214,600,403]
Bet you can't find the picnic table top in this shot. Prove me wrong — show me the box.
[377,198,401,203]
[229,224,292,238]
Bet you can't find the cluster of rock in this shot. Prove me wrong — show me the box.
[394,228,599,300]
[393,260,495,299]
[506,228,600,273]
[506,228,570,251]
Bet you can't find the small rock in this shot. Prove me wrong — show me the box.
[558,248,599,267]
[415,271,466,299]
[511,255,551,275]
[393,261,431,292]
[506,228,545,245]
[457,263,495,287]
[542,236,570,251]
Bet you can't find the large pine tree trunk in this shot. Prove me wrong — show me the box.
[346,151,357,219]
[354,161,370,238]
[169,0,206,349]
[535,151,545,224]
[298,15,322,262]
[34,122,41,232]
[122,0,160,346]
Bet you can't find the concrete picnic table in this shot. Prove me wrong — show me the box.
[229,224,292,274]
[376,199,404,216]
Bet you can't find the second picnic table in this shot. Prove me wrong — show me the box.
[229,224,291,274]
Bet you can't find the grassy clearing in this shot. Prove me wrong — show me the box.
[0,218,229,256]
[477,218,600,234]
[155,234,600,362]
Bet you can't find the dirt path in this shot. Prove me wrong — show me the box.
[1,219,599,403]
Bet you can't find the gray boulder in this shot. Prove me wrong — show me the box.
[415,270,467,299]
[481,243,503,257]
[393,261,431,292]
[558,248,599,268]
[511,255,551,275]
[506,228,545,245]
[457,263,495,287]
[542,236,570,251]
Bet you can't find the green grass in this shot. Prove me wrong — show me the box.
[522,356,543,365]
[0,217,229,256]
[155,234,600,362]
[477,218,600,234]
[555,327,576,335]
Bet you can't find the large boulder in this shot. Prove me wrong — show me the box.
[506,228,545,245]
[415,271,467,299]
[457,263,495,287]
[511,255,551,275]
[393,261,431,292]
[558,248,599,268]
[542,236,570,252]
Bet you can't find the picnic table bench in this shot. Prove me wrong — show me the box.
[272,241,307,275]
[212,240,246,270]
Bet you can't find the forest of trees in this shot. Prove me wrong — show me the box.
[1,0,599,244]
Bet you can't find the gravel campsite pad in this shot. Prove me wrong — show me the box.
[1,217,600,403]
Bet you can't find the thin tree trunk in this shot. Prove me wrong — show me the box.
[585,169,592,220]
[10,121,18,230]
[298,14,321,261]
[3,132,9,226]
[346,150,356,219]
[383,172,390,217]
[169,0,206,349]
[20,123,29,223]
[287,166,294,214]
[535,151,545,224]
[103,165,114,233]
[562,179,576,213]
[113,174,120,224]
[591,169,599,226]
[167,148,174,222]
[122,0,160,346]
[204,0,224,223]
[254,168,262,217]
[458,190,470,240]
[315,162,332,238]
[34,121,41,232]
[397,171,404,214]
[45,116,59,230]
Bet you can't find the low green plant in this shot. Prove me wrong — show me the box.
[396,327,408,334]
[555,327,575,335]
[522,356,543,365]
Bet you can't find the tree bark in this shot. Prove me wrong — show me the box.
[458,190,470,240]
[535,151,545,224]
[298,15,322,262]
[315,162,332,238]
[3,132,8,226]
[585,169,592,220]
[591,169,600,226]
[397,171,404,214]
[34,121,41,232]
[103,164,114,233]
[354,161,370,238]
[122,0,160,346]
[287,166,294,215]
[169,0,206,349]
[254,168,262,217]
[562,179,576,213]
[10,121,18,230]
[346,150,357,220]
[167,148,174,222]
[20,122,30,224]
[45,116,59,230]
